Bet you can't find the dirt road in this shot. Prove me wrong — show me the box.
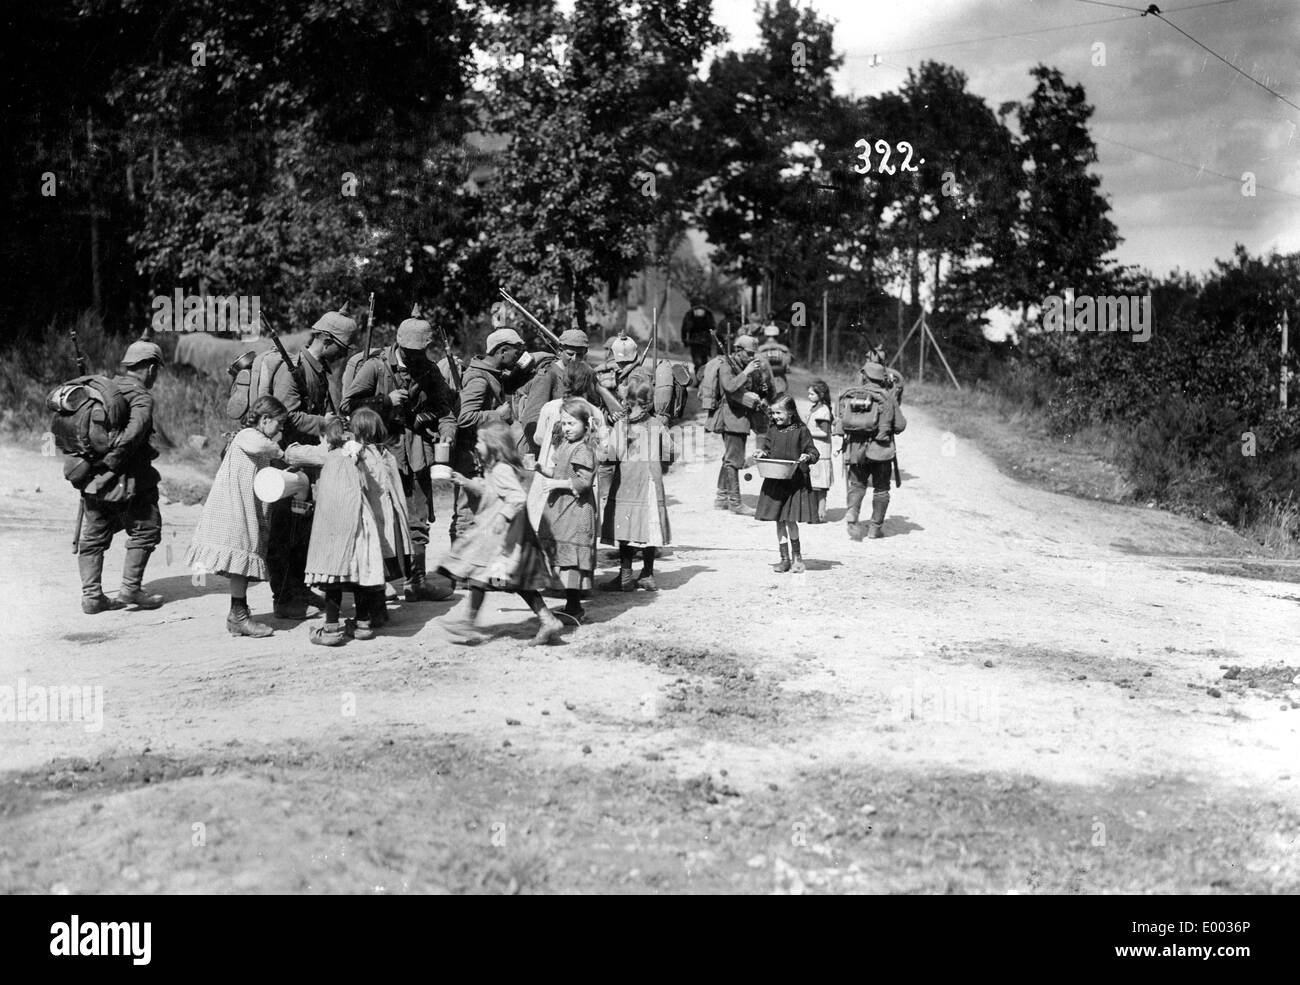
[2,365,1297,894]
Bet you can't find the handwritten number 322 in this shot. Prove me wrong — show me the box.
[854,139,918,175]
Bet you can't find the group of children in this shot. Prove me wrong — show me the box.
[185,377,676,647]
[187,398,414,643]
[184,363,851,643]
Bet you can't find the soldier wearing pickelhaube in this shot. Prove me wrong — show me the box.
[264,310,357,619]
[343,316,458,600]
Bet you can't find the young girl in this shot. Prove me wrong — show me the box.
[436,421,562,645]
[535,398,599,624]
[187,395,290,638]
[600,382,674,592]
[754,393,819,573]
[302,409,413,646]
[806,380,835,523]
[527,359,609,533]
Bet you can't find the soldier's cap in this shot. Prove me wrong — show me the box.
[485,327,525,353]
[558,328,589,349]
[609,334,639,363]
[396,318,434,350]
[313,311,358,349]
[763,324,780,337]
[734,334,758,352]
[862,361,888,382]
[120,340,163,367]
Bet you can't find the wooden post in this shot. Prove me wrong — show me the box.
[918,310,926,382]
[897,287,904,372]
[822,290,828,373]
[1283,308,1290,410]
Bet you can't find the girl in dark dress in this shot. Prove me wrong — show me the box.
[754,394,819,573]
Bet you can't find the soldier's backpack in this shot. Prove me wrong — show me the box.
[225,349,285,422]
[46,375,129,460]
[837,386,880,437]
[759,342,790,376]
[697,354,729,414]
[629,361,691,424]
[341,347,385,401]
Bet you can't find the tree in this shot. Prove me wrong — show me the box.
[1010,65,1121,314]
[476,0,724,332]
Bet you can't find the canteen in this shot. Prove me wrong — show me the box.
[254,467,310,504]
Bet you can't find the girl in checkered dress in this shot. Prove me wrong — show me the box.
[187,396,289,638]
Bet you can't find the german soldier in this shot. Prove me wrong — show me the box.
[836,361,906,540]
[708,334,771,515]
[77,340,165,613]
[342,316,458,599]
[264,311,355,618]
[451,326,524,540]
[679,297,716,377]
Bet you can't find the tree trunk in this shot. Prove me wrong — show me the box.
[830,308,846,364]
[87,107,102,319]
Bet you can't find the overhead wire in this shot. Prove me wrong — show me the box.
[1095,134,1300,200]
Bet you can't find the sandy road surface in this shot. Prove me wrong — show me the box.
[1,365,1297,893]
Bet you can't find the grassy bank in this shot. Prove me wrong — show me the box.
[1,313,230,503]
[905,376,1299,558]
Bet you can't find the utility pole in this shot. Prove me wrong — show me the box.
[822,289,828,372]
[1282,308,1290,409]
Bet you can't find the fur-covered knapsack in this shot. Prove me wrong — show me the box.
[836,386,880,436]
[226,349,285,422]
[46,375,128,460]
[629,361,690,425]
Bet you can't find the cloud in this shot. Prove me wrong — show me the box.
[713,0,1300,276]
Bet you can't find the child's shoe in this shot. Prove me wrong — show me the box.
[349,619,375,641]
[772,544,791,573]
[602,570,635,592]
[227,606,273,638]
[310,624,347,647]
[635,574,657,592]
[790,541,805,574]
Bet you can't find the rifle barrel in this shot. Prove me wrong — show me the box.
[498,288,561,353]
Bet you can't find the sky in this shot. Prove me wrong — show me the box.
[711,0,1300,281]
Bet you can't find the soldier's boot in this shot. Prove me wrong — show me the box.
[116,549,164,609]
[405,554,456,602]
[727,468,754,517]
[79,554,124,614]
[866,492,889,539]
[713,465,730,510]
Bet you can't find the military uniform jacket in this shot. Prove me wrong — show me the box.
[103,375,159,489]
[708,354,768,436]
[273,348,334,446]
[342,344,457,474]
[680,308,716,346]
[455,358,510,455]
